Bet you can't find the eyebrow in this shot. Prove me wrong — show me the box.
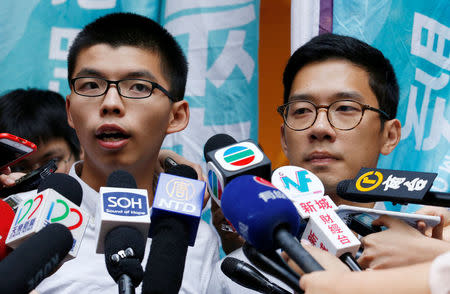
[289,91,364,102]
[74,68,158,81]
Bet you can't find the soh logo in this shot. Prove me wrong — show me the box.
[208,170,223,200]
[166,179,195,202]
[104,192,148,217]
[355,170,384,192]
[215,142,264,171]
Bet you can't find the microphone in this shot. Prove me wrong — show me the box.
[5,173,87,259]
[242,242,302,293]
[204,134,272,205]
[104,226,145,294]
[142,164,204,294]
[221,175,324,273]
[272,166,361,265]
[95,170,150,254]
[0,199,15,260]
[221,256,291,294]
[337,167,450,207]
[0,223,73,294]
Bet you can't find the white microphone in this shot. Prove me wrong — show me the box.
[95,170,150,253]
[6,173,88,259]
[271,166,360,258]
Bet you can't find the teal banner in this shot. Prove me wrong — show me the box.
[0,0,260,167]
[334,0,449,212]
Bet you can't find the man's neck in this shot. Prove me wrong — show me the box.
[79,159,156,205]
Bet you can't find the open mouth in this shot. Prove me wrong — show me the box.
[96,131,130,142]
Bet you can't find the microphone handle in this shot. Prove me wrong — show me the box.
[273,227,324,273]
[269,283,294,294]
[339,253,362,272]
[118,274,135,294]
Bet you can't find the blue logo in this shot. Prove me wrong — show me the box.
[281,170,312,193]
[103,192,148,217]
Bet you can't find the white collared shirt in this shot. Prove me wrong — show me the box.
[17,162,220,294]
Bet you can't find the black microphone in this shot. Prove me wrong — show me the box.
[104,226,145,294]
[37,172,83,206]
[337,167,450,207]
[204,133,272,205]
[221,257,291,294]
[242,242,302,293]
[142,164,202,294]
[0,223,73,294]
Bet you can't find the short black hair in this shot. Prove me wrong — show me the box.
[67,12,188,101]
[283,33,399,120]
[0,88,81,159]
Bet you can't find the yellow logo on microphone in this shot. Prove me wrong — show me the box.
[166,179,195,201]
[355,171,383,191]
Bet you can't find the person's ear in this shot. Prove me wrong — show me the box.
[280,123,289,157]
[66,95,75,129]
[166,100,189,134]
[380,118,401,155]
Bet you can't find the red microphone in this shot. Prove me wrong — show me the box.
[0,200,15,260]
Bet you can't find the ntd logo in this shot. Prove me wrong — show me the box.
[103,192,148,217]
[215,141,264,172]
[166,179,195,201]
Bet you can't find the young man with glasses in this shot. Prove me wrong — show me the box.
[209,34,449,292]
[8,13,219,294]
[279,33,401,208]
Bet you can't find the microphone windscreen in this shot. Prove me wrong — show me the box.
[203,133,237,160]
[143,217,189,294]
[0,223,73,294]
[336,179,350,196]
[106,170,137,189]
[37,173,83,206]
[104,226,145,286]
[165,164,198,180]
[0,200,14,260]
[221,175,300,251]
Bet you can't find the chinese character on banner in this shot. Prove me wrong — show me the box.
[319,242,328,251]
[315,198,333,210]
[307,230,318,246]
[17,224,24,235]
[328,224,343,234]
[382,174,406,191]
[403,177,428,191]
[319,214,333,224]
[300,201,317,214]
[337,235,351,245]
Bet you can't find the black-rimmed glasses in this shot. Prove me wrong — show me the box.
[277,99,390,131]
[70,77,176,101]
